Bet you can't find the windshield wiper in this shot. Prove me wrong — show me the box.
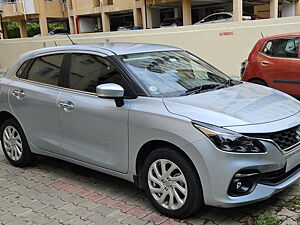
[182,84,221,96]
[181,78,240,96]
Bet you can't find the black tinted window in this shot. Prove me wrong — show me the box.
[16,60,31,79]
[263,38,299,58]
[204,15,217,22]
[27,54,63,85]
[70,54,128,94]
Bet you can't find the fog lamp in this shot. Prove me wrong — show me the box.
[228,171,260,196]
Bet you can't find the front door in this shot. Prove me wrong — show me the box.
[57,53,132,173]
[258,37,300,96]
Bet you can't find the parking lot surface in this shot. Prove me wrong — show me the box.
[0,150,299,225]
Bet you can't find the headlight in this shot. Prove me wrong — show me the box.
[192,121,266,153]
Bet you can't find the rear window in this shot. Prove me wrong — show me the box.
[16,60,31,79]
[262,38,299,58]
[27,54,64,86]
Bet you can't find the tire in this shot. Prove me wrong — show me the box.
[0,118,35,167]
[143,147,204,218]
[249,79,268,86]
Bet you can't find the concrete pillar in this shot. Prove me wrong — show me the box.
[0,21,3,39]
[141,0,147,28]
[3,23,8,39]
[296,0,300,16]
[74,16,79,34]
[67,0,75,33]
[270,0,279,18]
[97,16,102,30]
[146,6,152,28]
[133,8,143,28]
[19,20,28,38]
[182,0,192,25]
[69,16,76,34]
[233,0,243,22]
[101,12,110,32]
[38,0,48,36]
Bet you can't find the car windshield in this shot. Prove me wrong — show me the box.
[119,51,231,97]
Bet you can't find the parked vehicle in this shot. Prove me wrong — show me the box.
[117,26,133,31]
[194,12,262,25]
[1,43,300,218]
[160,18,183,28]
[241,33,300,98]
[48,29,70,36]
[33,29,70,37]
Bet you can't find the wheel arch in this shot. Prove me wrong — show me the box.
[134,140,201,189]
[0,111,17,128]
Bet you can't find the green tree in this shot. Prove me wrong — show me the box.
[6,22,65,38]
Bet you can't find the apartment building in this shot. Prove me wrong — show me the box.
[1,0,300,39]
[67,0,146,34]
[65,0,300,34]
[0,0,68,38]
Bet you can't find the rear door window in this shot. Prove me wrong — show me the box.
[16,60,32,79]
[27,54,64,86]
[203,15,217,22]
[262,38,299,58]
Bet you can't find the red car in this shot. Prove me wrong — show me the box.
[241,33,300,98]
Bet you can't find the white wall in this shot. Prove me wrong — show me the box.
[282,0,295,17]
[0,16,300,77]
[78,18,95,33]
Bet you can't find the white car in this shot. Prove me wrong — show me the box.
[194,12,255,25]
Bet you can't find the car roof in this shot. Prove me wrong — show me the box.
[205,12,232,17]
[20,42,182,60]
[260,33,300,41]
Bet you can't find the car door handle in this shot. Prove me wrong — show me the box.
[58,101,74,110]
[12,90,25,98]
[261,61,270,65]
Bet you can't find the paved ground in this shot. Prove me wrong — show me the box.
[0,150,299,225]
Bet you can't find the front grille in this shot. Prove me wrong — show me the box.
[246,125,300,151]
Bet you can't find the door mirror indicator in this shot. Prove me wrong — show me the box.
[96,83,125,107]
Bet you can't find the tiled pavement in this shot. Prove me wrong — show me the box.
[0,150,299,225]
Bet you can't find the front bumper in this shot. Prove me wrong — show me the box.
[182,137,300,208]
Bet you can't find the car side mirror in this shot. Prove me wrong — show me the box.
[96,83,125,107]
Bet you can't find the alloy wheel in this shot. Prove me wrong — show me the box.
[3,126,23,161]
[147,159,188,210]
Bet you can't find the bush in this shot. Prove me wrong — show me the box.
[6,22,65,38]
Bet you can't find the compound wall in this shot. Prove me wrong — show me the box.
[0,16,300,77]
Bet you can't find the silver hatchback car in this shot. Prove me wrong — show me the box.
[0,43,300,218]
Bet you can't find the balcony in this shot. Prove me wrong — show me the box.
[0,1,24,18]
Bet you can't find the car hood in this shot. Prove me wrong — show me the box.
[163,83,300,127]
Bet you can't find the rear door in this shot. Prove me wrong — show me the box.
[9,54,65,155]
[257,37,300,96]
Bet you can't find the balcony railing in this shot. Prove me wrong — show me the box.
[0,0,19,4]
